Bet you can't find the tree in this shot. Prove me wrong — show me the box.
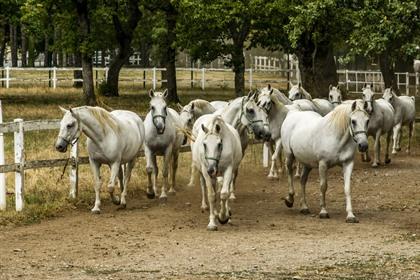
[101,0,142,97]
[347,0,420,89]
[179,0,259,97]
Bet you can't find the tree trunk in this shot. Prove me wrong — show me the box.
[232,45,245,97]
[139,41,151,67]
[52,27,59,66]
[73,52,83,88]
[296,41,338,98]
[43,34,50,67]
[10,24,18,67]
[21,25,28,67]
[0,25,7,67]
[75,0,96,105]
[28,36,36,67]
[379,53,397,90]
[163,8,178,102]
[104,0,142,96]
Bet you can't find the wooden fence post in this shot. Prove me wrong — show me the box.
[6,66,10,89]
[53,67,57,89]
[263,142,270,168]
[14,118,24,211]
[69,142,79,199]
[201,68,205,90]
[0,101,5,210]
[152,67,156,90]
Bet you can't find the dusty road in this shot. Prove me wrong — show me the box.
[0,150,419,279]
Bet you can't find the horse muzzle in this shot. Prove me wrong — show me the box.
[207,166,218,178]
[358,141,368,153]
[55,139,68,153]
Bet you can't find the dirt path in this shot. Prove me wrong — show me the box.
[0,151,419,279]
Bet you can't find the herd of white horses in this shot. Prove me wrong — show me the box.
[54,83,416,230]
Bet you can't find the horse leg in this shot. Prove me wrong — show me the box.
[229,169,238,200]
[267,141,276,178]
[118,165,124,193]
[89,160,102,214]
[392,123,401,154]
[343,161,358,223]
[205,175,218,231]
[294,161,301,178]
[187,163,197,187]
[300,165,312,215]
[145,147,156,199]
[218,167,233,224]
[372,130,381,167]
[384,131,392,164]
[160,145,173,201]
[199,173,208,212]
[319,161,330,219]
[407,122,413,154]
[169,151,179,194]
[270,140,282,178]
[283,153,295,208]
[108,162,121,205]
[119,160,135,208]
[397,128,403,152]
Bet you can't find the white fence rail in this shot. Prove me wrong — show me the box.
[0,66,300,90]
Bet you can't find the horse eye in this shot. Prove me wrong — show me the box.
[329,95,332,99]
[351,120,356,126]
[151,106,155,111]
[67,123,73,129]
[247,108,255,114]
[203,143,207,150]
[218,142,222,149]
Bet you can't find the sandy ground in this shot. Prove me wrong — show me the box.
[0,149,419,279]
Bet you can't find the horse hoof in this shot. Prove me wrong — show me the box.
[283,198,294,208]
[396,147,401,152]
[111,196,120,205]
[117,203,126,210]
[385,158,391,164]
[267,174,279,180]
[229,194,236,201]
[207,224,218,231]
[91,209,101,214]
[346,216,359,223]
[159,196,167,203]
[371,163,378,168]
[294,174,300,178]
[300,208,310,215]
[187,183,195,188]
[168,189,176,195]
[319,212,330,219]
[218,215,230,225]
[146,192,155,199]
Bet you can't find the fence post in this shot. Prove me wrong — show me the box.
[6,66,10,89]
[105,67,109,81]
[53,67,57,89]
[143,70,146,89]
[1,69,4,88]
[14,118,24,212]
[263,142,270,168]
[152,67,156,90]
[201,68,205,90]
[406,72,409,95]
[0,101,5,211]
[249,68,253,90]
[69,142,79,199]
[345,70,349,92]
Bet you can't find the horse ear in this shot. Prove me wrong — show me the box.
[162,89,168,99]
[371,83,374,89]
[191,102,195,110]
[201,124,209,134]
[289,81,294,88]
[298,82,302,88]
[215,124,221,133]
[336,84,340,90]
[176,103,183,111]
[269,89,273,95]
[148,89,155,98]
[351,101,357,112]
[246,90,253,100]
[362,83,367,89]
[329,84,333,91]
[59,106,68,114]
[267,84,271,90]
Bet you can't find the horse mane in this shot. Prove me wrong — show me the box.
[191,99,211,110]
[326,104,353,135]
[300,87,312,100]
[84,106,119,133]
[208,115,227,135]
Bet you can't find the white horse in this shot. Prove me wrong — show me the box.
[55,106,145,213]
[177,99,216,131]
[190,91,271,208]
[288,82,334,116]
[192,115,243,231]
[144,89,184,201]
[382,88,416,154]
[210,101,228,110]
[328,85,343,107]
[360,85,395,167]
[281,102,370,223]
[257,86,290,178]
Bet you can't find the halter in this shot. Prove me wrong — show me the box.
[237,97,269,132]
[59,135,79,146]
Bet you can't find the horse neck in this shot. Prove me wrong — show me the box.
[75,108,108,144]
[221,98,243,128]
[274,89,292,105]
[270,100,289,122]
